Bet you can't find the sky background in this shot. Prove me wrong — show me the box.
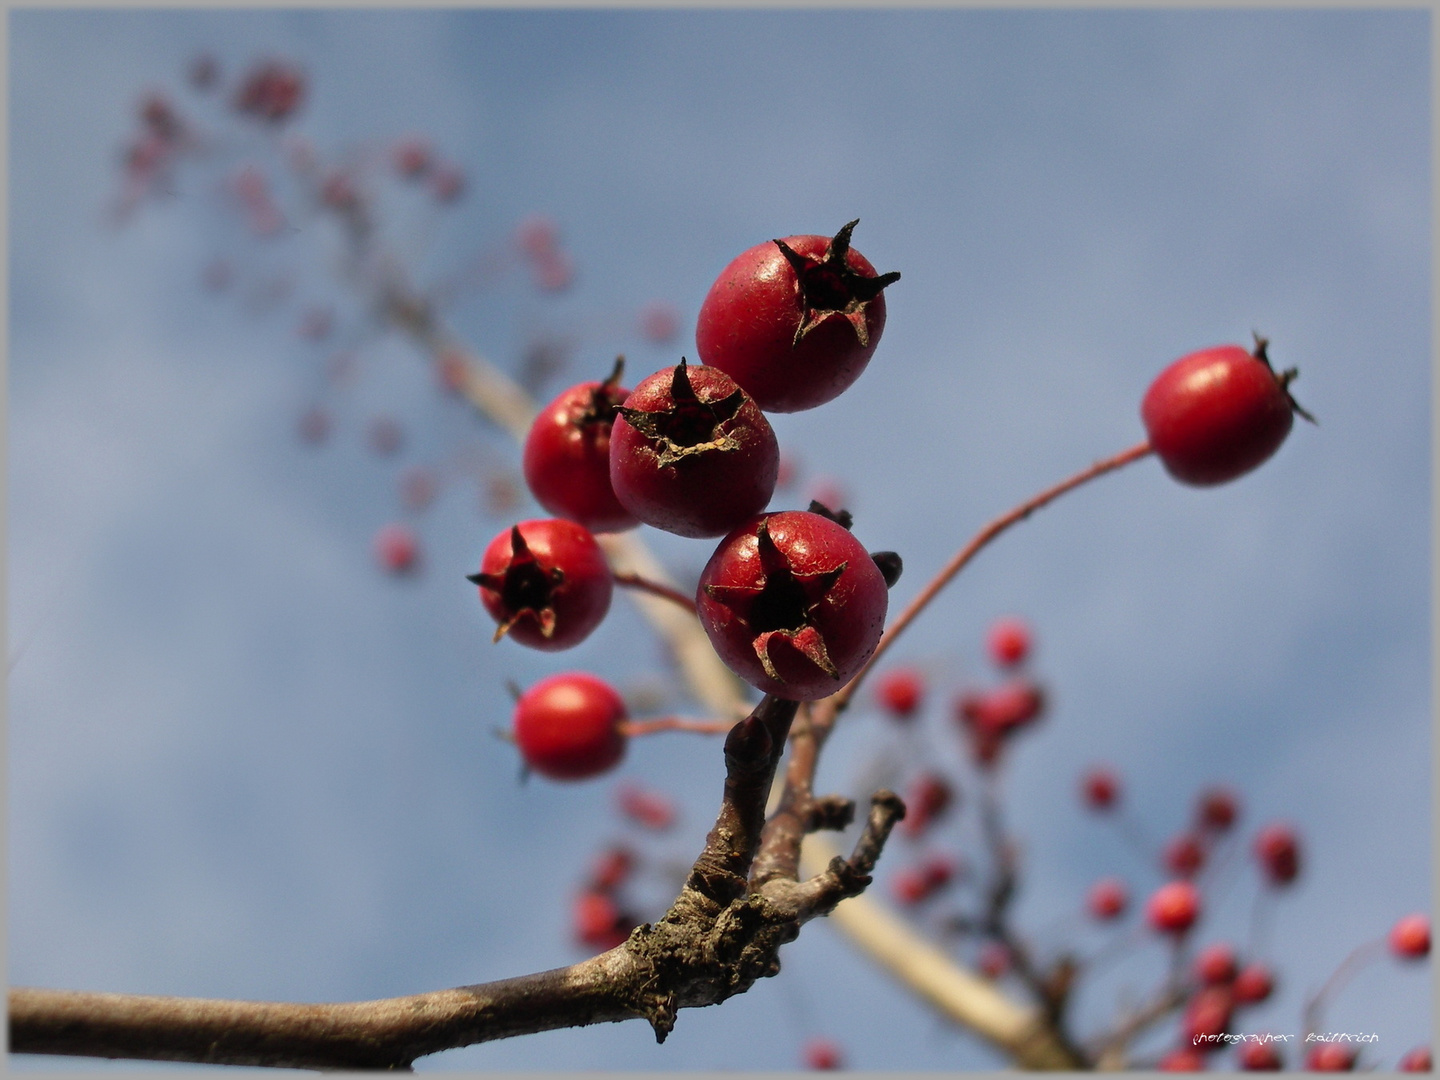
[8,8,1432,1072]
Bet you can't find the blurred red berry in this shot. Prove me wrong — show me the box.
[1390,913,1431,959]
[803,1038,844,1071]
[1193,943,1238,985]
[588,845,635,892]
[393,137,432,179]
[1147,880,1201,935]
[373,523,419,575]
[572,889,630,951]
[1237,1041,1284,1071]
[1159,1047,1207,1071]
[516,215,560,259]
[637,302,680,345]
[1082,767,1119,810]
[430,164,465,203]
[876,667,925,720]
[1253,823,1301,886]
[188,53,218,91]
[535,250,575,292]
[1399,1047,1432,1072]
[891,868,928,907]
[1305,1044,1357,1071]
[1088,877,1129,921]
[616,783,676,831]
[1165,833,1207,878]
[900,773,954,839]
[1196,786,1240,832]
[978,943,1011,979]
[986,616,1032,667]
[1184,985,1234,1052]
[320,172,360,212]
[233,59,305,123]
[1231,963,1275,1005]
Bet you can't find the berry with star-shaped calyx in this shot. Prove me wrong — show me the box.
[609,359,778,538]
[696,219,900,412]
[696,510,890,700]
[467,519,612,650]
[523,356,637,533]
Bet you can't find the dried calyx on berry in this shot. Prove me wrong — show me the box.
[469,525,565,641]
[614,358,746,466]
[775,219,901,350]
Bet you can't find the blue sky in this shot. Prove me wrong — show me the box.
[8,9,1431,1071]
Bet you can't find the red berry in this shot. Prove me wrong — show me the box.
[1390,913,1431,959]
[803,1038,844,1071]
[1147,880,1201,935]
[513,672,627,781]
[986,616,1032,667]
[978,942,1011,979]
[889,856,957,905]
[615,782,676,831]
[233,60,305,123]
[1398,1047,1432,1072]
[1193,943,1238,985]
[609,360,779,538]
[1238,1041,1284,1071]
[1196,786,1240,833]
[899,773,954,839]
[696,510,889,700]
[1231,963,1275,1005]
[1088,877,1129,921]
[572,889,631,950]
[469,520,613,651]
[373,523,420,575]
[695,219,901,412]
[1253,823,1301,886]
[891,868,929,907]
[1306,1044,1357,1072]
[876,666,925,720]
[1165,833,1207,878]
[1082,766,1120,810]
[393,137,432,179]
[1184,985,1234,1052]
[1159,1047,1207,1071]
[638,301,680,344]
[523,359,638,533]
[588,845,635,891]
[429,164,465,204]
[1141,337,1312,486]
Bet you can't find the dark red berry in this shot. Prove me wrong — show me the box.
[1238,1041,1284,1071]
[588,845,635,891]
[696,510,889,700]
[1231,963,1275,1005]
[1147,880,1201,935]
[1390,913,1431,959]
[1305,1044,1357,1072]
[609,359,779,538]
[1141,336,1313,486]
[696,219,900,413]
[1398,1047,1432,1072]
[1253,823,1301,887]
[987,616,1032,667]
[468,520,612,650]
[523,358,638,533]
[233,59,305,123]
[876,666,925,720]
[1193,943,1238,985]
[899,773,954,839]
[890,853,958,905]
[1165,833,1207,878]
[573,889,631,950]
[1088,877,1129,921]
[1158,1048,1207,1072]
[513,672,627,781]
[1082,767,1120,810]
[1196,786,1240,833]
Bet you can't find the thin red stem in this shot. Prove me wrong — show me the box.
[612,571,698,616]
[618,715,736,738]
[830,440,1153,711]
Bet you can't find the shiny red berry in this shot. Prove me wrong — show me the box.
[986,616,1032,667]
[1147,880,1201,935]
[1238,1041,1284,1071]
[1082,766,1120,810]
[876,666,925,720]
[696,510,890,700]
[609,359,778,538]
[468,520,612,650]
[523,358,637,533]
[1141,336,1313,486]
[1193,943,1238,985]
[1390,913,1431,959]
[1231,963,1275,1005]
[696,219,900,412]
[1253,823,1301,887]
[1088,877,1129,921]
[513,672,627,781]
